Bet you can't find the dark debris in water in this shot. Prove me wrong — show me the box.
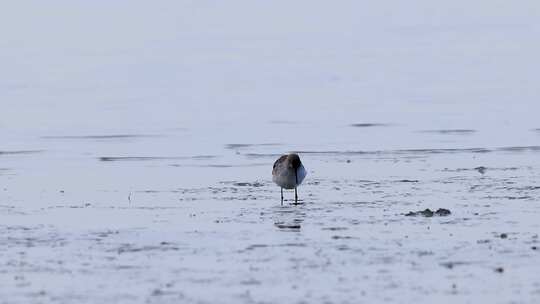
[322,227,348,231]
[475,166,487,174]
[419,129,476,135]
[331,235,355,240]
[443,166,520,174]
[0,150,43,156]
[405,208,451,217]
[350,123,391,128]
[396,179,419,183]
[440,261,472,269]
[233,182,265,187]
[274,222,301,230]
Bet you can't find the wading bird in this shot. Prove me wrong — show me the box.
[272,153,306,204]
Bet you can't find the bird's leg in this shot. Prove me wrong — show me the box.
[281,188,283,205]
[294,169,298,204]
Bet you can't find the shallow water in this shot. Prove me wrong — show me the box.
[2,1,540,303]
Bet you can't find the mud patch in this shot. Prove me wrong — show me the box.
[405,208,451,217]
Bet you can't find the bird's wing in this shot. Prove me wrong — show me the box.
[272,155,287,174]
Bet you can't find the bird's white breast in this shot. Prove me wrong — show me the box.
[273,164,307,189]
[296,164,307,185]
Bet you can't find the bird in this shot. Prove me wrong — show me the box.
[272,153,307,204]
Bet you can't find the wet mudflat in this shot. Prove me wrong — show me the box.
[1,132,540,303]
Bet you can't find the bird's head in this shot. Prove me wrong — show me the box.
[288,153,301,170]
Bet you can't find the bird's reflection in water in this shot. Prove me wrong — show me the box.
[270,202,307,231]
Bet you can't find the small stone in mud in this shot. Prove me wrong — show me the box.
[435,208,451,216]
[475,166,487,174]
[500,233,508,239]
[494,267,504,273]
[532,246,537,250]
[405,208,451,217]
